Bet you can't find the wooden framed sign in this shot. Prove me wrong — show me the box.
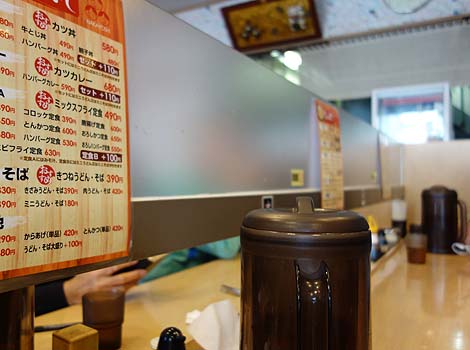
[0,0,130,279]
[222,0,322,54]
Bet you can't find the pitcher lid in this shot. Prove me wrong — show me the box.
[242,197,369,234]
[422,185,457,198]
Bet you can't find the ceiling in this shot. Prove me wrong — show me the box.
[149,0,470,39]
[294,21,470,100]
[146,0,229,13]
[146,0,470,100]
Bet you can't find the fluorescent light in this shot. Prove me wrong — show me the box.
[279,50,302,71]
[270,50,281,58]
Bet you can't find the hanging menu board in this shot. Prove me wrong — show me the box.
[0,0,130,279]
[315,100,344,210]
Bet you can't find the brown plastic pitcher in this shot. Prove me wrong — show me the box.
[240,197,371,350]
[422,186,468,254]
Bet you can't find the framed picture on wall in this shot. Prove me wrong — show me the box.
[221,0,322,54]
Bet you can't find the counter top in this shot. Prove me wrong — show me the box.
[36,242,470,349]
[371,242,470,350]
[35,257,240,349]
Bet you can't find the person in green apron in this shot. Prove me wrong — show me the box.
[140,237,240,283]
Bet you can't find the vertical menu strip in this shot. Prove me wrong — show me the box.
[315,100,345,210]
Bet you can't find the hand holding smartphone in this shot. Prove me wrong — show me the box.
[111,259,152,275]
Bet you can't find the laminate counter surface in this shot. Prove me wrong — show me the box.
[35,258,241,349]
[371,243,470,350]
[35,243,470,349]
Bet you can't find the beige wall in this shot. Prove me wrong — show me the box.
[352,201,392,230]
[404,140,470,225]
[380,141,403,200]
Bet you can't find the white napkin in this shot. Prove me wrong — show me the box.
[187,300,240,350]
[186,310,202,325]
[452,242,470,256]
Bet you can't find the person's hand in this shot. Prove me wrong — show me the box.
[63,261,147,305]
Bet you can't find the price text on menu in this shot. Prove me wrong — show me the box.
[0,0,130,279]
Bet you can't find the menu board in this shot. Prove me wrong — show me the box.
[315,100,344,209]
[0,0,130,279]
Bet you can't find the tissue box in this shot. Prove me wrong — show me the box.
[52,324,98,350]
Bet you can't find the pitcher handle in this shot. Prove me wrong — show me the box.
[295,260,331,350]
[458,200,468,243]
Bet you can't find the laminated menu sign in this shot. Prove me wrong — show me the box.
[0,0,130,279]
[315,100,344,210]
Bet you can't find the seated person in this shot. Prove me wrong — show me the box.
[35,261,147,316]
[36,237,240,315]
[141,236,240,283]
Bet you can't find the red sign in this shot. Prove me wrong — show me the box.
[35,90,54,110]
[33,10,50,30]
[36,165,56,186]
[34,57,53,77]
[34,0,79,16]
[316,100,340,127]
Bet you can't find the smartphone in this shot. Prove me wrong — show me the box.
[112,259,152,275]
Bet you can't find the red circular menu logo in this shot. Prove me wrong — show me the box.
[35,90,54,110]
[34,57,53,77]
[37,165,56,186]
[33,10,50,30]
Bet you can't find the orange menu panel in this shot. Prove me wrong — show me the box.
[0,0,130,279]
[315,100,344,210]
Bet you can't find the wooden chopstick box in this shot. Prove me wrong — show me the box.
[52,324,98,350]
